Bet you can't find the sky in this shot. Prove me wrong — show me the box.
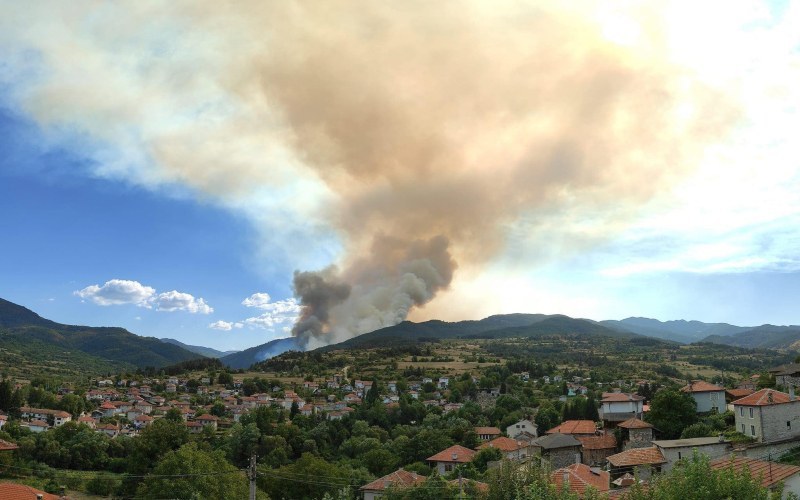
[1,1,799,351]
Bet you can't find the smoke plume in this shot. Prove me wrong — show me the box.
[0,1,740,345]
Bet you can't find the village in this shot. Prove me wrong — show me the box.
[4,359,800,499]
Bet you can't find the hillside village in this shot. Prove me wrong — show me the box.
[4,354,800,499]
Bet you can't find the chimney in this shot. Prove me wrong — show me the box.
[563,471,570,485]
[768,391,773,404]
[452,453,458,461]
[36,495,43,500]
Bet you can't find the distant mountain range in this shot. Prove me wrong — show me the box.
[5,295,800,374]
[160,338,238,358]
[0,297,202,373]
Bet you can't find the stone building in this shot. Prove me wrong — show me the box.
[732,388,800,443]
[531,433,583,469]
[652,436,731,472]
[617,417,654,450]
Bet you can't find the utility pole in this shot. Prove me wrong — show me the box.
[248,454,257,500]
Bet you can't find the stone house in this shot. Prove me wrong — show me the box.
[617,417,654,450]
[577,433,617,466]
[652,436,730,471]
[606,446,666,481]
[531,433,583,469]
[732,388,800,443]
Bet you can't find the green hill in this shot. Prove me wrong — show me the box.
[0,297,203,377]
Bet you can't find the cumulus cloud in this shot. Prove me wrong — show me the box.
[242,292,271,308]
[208,320,243,331]
[242,297,302,330]
[155,290,213,314]
[75,279,155,307]
[74,279,212,314]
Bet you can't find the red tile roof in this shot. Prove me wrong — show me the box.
[617,418,653,429]
[601,393,644,402]
[577,433,617,450]
[474,426,501,436]
[478,437,526,452]
[726,389,754,399]
[552,463,610,495]
[681,380,724,393]
[732,388,792,406]
[606,447,666,467]
[0,439,19,451]
[0,482,63,499]
[426,445,476,463]
[710,456,800,489]
[360,469,425,492]
[547,420,597,435]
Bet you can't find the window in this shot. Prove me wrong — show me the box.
[739,407,744,417]
[678,452,682,459]
[741,424,745,433]
[444,464,453,472]
[751,425,756,436]
[749,408,754,419]
[788,421,792,429]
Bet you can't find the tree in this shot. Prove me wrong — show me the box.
[535,403,561,433]
[165,407,184,423]
[136,442,248,500]
[645,389,697,439]
[258,452,352,500]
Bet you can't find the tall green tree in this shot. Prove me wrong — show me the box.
[645,389,697,439]
[136,442,249,500]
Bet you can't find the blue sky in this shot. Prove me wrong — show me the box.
[1,1,799,350]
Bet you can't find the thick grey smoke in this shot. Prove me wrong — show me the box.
[0,2,741,346]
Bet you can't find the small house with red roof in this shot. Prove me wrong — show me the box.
[711,456,800,497]
[732,388,800,443]
[681,380,725,413]
[551,463,610,496]
[196,414,219,430]
[606,446,666,480]
[478,436,530,460]
[427,445,476,475]
[474,426,501,441]
[600,393,644,424]
[547,420,597,436]
[359,468,426,500]
[577,432,618,466]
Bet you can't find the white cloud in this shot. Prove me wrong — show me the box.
[75,279,155,307]
[208,320,244,331]
[155,290,213,314]
[242,297,301,330]
[242,292,271,308]
[75,279,213,314]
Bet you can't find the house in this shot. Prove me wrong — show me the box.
[726,388,754,405]
[0,439,19,452]
[710,456,800,498]
[732,388,800,443]
[606,446,666,481]
[507,419,538,439]
[577,432,618,467]
[551,463,610,496]
[19,407,72,427]
[426,445,476,475]
[478,437,530,460]
[599,393,644,424]
[547,420,597,436]
[133,414,154,429]
[0,482,64,500]
[97,423,120,438]
[186,421,204,434]
[770,363,800,388]
[475,426,501,441]
[616,418,653,450]
[195,414,219,430]
[77,415,97,429]
[438,377,449,389]
[681,380,726,413]
[359,468,426,500]
[531,433,583,469]
[26,420,49,433]
[652,437,730,471]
